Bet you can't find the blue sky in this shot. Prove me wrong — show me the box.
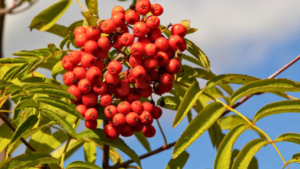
[6,0,300,168]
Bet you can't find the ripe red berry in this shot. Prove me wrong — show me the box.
[146,16,160,29]
[147,28,161,42]
[73,65,86,80]
[160,73,174,86]
[135,0,151,15]
[98,36,112,51]
[119,24,129,33]
[148,68,159,81]
[134,122,144,132]
[100,94,112,107]
[74,26,86,35]
[115,80,130,96]
[143,57,158,70]
[166,48,175,59]
[85,108,98,121]
[124,70,135,83]
[136,75,151,89]
[62,56,75,71]
[112,35,124,50]
[68,51,82,65]
[169,35,184,51]
[93,81,107,95]
[120,33,134,46]
[105,73,120,85]
[84,40,98,54]
[142,102,154,113]
[85,120,98,130]
[112,5,125,15]
[78,79,92,93]
[152,106,162,119]
[76,104,87,117]
[161,83,173,93]
[179,40,187,52]
[111,12,125,27]
[155,37,169,52]
[126,91,141,103]
[166,59,181,74]
[106,84,116,95]
[151,3,163,16]
[153,82,165,95]
[75,33,88,47]
[82,92,98,107]
[132,65,147,80]
[101,19,116,34]
[86,66,102,83]
[86,26,101,40]
[130,42,144,57]
[67,85,82,101]
[63,71,76,86]
[125,10,140,25]
[131,101,143,114]
[119,124,134,137]
[133,22,148,38]
[95,49,108,60]
[117,101,131,115]
[143,125,156,137]
[155,51,169,66]
[107,60,122,75]
[140,86,152,98]
[137,37,151,47]
[95,59,104,70]
[81,53,96,68]
[144,43,158,57]
[129,56,143,68]
[104,105,118,119]
[104,124,119,140]
[140,110,153,125]
[126,112,140,126]
[171,24,187,38]
[112,113,126,127]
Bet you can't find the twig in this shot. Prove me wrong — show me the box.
[156,120,167,148]
[161,23,172,33]
[60,137,71,168]
[75,0,88,11]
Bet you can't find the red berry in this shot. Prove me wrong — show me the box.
[85,108,98,121]
[73,66,86,80]
[146,16,160,29]
[130,42,144,57]
[68,85,82,101]
[147,28,161,42]
[126,112,140,126]
[143,57,158,70]
[84,40,98,54]
[101,19,116,34]
[76,104,87,117]
[111,12,125,27]
[155,37,169,52]
[169,35,184,51]
[120,33,134,46]
[160,73,174,86]
[124,70,135,83]
[86,26,101,40]
[133,22,148,38]
[166,59,181,74]
[115,80,130,96]
[81,53,96,68]
[62,56,75,71]
[95,49,108,60]
[82,92,98,107]
[117,101,131,115]
[132,65,147,80]
[74,26,86,35]
[140,86,152,98]
[85,120,98,130]
[93,81,107,95]
[98,36,112,51]
[137,37,151,47]
[129,56,143,68]
[112,35,124,50]
[126,91,141,103]
[151,3,163,16]
[68,51,82,65]
[100,94,112,107]
[161,83,173,93]
[152,106,162,119]
[153,82,165,95]
[134,122,144,132]
[131,101,143,114]
[155,51,169,66]
[111,5,125,15]
[142,102,154,113]
[104,105,118,119]
[171,24,187,38]
[86,66,102,83]
[106,84,116,95]
[75,33,88,47]
[135,0,151,15]
[107,60,122,75]
[148,68,159,81]
[112,113,126,127]
[104,124,119,140]
[140,110,153,125]
[78,79,92,93]
[63,71,76,86]
[95,59,105,70]
[120,24,129,33]
[136,75,151,89]
[166,48,175,59]
[144,43,157,57]
[119,124,134,137]
[125,10,140,25]
[105,73,120,85]
[143,125,156,137]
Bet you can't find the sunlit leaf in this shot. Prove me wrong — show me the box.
[66,161,103,169]
[84,142,97,163]
[275,133,300,145]
[185,38,210,70]
[85,0,99,16]
[134,131,151,152]
[165,151,189,169]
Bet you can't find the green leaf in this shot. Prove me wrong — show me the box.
[165,151,189,169]
[158,25,171,37]
[219,115,250,130]
[84,142,97,163]
[180,20,198,34]
[36,97,84,120]
[85,0,99,16]
[0,152,59,169]
[157,96,179,110]
[173,81,203,127]
[51,140,83,160]
[230,79,300,105]
[0,122,13,153]
[208,122,225,149]
[81,11,97,26]
[231,149,258,169]
[181,54,207,69]
[77,129,141,167]
[185,38,210,70]
[30,88,76,99]
[232,138,269,169]
[41,109,77,138]
[45,24,68,37]
[172,102,226,158]
[13,50,44,58]
[254,100,300,122]
[30,0,72,31]
[275,133,300,145]
[134,131,151,152]
[60,34,70,50]
[48,43,57,54]
[23,82,63,91]
[214,124,249,169]
[15,99,39,110]
[51,61,65,80]
[9,64,29,80]
[66,161,103,169]
[0,58,29,64]
[6,115,38,157]
[285,153,300,167]
[3,84,22,95]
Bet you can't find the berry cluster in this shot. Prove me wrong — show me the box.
[62,0,187,140]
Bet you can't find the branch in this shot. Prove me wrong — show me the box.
[103,120,109,169]
[0,0,37,15]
